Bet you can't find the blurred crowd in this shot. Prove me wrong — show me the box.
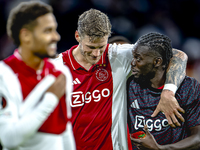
[0,0,200,82]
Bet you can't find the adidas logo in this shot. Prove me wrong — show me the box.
[130,99,140,109]
[72,78,81,85]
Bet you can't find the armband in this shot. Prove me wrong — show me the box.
[163,84,177,94]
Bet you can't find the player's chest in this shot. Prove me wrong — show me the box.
[16,67,57,100]
[132,110,169,132]
[70,65,113,107]
[19,72,45,100]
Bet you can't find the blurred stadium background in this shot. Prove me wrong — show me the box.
[0,0,200,82]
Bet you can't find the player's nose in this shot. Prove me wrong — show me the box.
[131,58,136,66]
[92,49,101,57]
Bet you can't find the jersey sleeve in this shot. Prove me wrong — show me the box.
[108,43,135,77]
[184,78,200,128]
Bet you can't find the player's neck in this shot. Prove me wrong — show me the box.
[72,46,92,70]
[150,70,166,89]
[18,47,44,71]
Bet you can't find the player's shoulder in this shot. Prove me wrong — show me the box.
[177,76,200,101]
[60,48,73,66]
[177,76,200,107]
[127,75,134,86]
[0,55,17,75]
[126,75,140,91]
[181,76,200,88]
[61,49,70,57]
[0,60,8,74]
[108,43,135,60]
[49,54,64,66]
[108,43,135,52]
[44,58,62,76]
[48,56,72,77]
[2,54,16,66]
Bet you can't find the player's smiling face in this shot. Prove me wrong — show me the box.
[79,35,108,65]
[29,13,60,58]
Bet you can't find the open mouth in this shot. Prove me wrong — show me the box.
[131,68,138,75]
[49,43,57,50]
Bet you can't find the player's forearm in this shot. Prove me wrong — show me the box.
[159,126,200,150]
[165,49,188,88]
[0,92,58,149]
[159,135,200,150]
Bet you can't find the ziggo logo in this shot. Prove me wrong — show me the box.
[135,115,169,131]
[70,88,110,107]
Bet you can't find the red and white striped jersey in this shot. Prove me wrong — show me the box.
[56,43,134,150]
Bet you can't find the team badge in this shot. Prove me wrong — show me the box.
[95,68,109,81]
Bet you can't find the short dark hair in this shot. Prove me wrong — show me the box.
[7,1,53,46]
[77,8,112,42]
[136,32,173,69]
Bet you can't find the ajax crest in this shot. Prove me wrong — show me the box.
[95,68,109,81]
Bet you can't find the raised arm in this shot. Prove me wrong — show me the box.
[152,49,188,127]
[165,49,188,87]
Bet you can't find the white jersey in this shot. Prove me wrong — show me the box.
[56,43,134,150]
[0,50,76,150]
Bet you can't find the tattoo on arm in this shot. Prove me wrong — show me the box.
[165,48,188,88]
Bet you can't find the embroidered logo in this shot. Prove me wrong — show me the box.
[72,78,81,85]
[95,68,109,81]
[130,99,140,109]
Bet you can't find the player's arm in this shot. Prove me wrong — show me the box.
[130,125,200,150]
[152,49,188,127]
[0,74,65,149]
[161,125,200,150]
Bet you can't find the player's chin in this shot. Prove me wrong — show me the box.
[48,54,57,58]
[91,57,101,64]
[91,60,99,65]
[88,58,98,65]
[48,49,57,58]
[132,72,139,78]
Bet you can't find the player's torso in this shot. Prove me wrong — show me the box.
[62,46,113,149]
[3,51,68,134]
[71,64,113,123]
[127,80,189,149]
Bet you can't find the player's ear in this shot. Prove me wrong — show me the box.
[154,57,163,67]
[19,28,32,44]
[75,30,80,43]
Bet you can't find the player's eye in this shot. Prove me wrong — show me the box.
[135,56,141,62]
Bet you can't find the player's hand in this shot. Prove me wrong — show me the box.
[46,74,66,99]
[151,90,185,127]
[130,125,160,150]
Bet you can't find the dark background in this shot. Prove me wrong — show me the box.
[0,0,200,81]
[0,0,200,149]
